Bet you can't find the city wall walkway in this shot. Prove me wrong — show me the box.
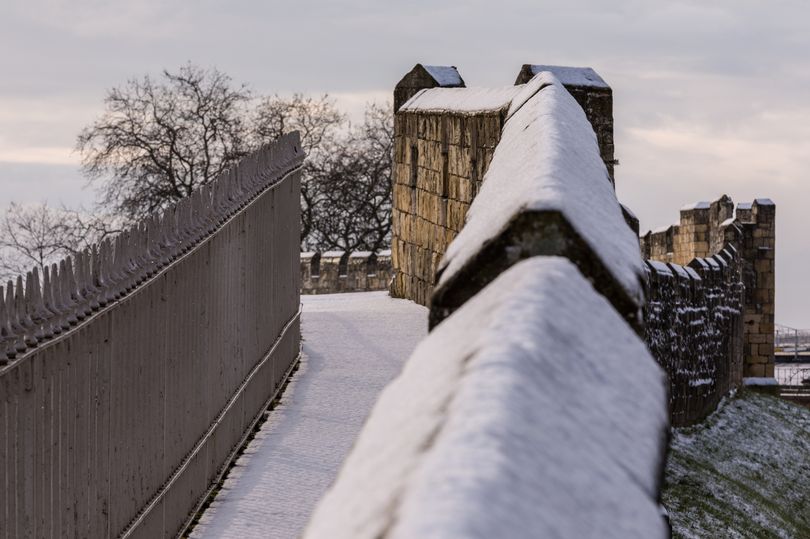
[190,292,427,539]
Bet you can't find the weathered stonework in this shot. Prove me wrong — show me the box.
[644,247,744,426]
[391,63,776,428]
[429,209,643,331]
[641,195,776,377]
[641,196,738,266]
[391,64,618,307]
[738,200,776,377]
[301,251,392,294]
[394,64,465,113]
[390,91,504,306]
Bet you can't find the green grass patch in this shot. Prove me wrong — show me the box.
[663,391,810,539]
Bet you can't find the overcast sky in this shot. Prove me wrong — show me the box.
[1,0,808,326]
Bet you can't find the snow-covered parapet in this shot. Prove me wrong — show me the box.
[430,72,645,329]
[515,64,609,89]
[422,65,464,87]
[743,377,779,386]
[644,245,745,426]
[515,65,616,181]
[399,85,521,115]
[303,257,670,539]
[394,64,466,112]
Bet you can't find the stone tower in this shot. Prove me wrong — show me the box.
[393,64,465,112]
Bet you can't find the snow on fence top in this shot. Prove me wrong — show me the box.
[399,85,522,114]
[303,257,669,539]
[435,72,645,315]
[522,64,609,89]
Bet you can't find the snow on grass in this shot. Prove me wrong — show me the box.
[663,391,810,539]
[303,257,669,539]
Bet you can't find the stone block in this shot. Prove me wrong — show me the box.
[447,115,463,146]
[447,144,470,178]
[746,363,766,377]
[749,334,766,344]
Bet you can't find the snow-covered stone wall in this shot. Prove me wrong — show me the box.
[304,72,670,538]
[390,91,504,305]
[303,259,670,539]
[429,73,645,330]
[644,248,745,426]
[300,251,392,295]
[515,64,615,182]
[390,63,620,310]
[393,64,466,114]
[641,196,776,378]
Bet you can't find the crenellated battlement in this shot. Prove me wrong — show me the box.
[644,245,745,425]
[300,250,392,294]
[305,62,779,538]
[390,63,615,306]
[641,195,776,378]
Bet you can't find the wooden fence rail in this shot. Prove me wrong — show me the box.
[0,133,303,538]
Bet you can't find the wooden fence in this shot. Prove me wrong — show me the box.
[0,133,304,538]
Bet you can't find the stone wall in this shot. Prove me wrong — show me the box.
[300,251,392,294]
[641,196,776,378]
[390,103,503,305]
[644,247,744,426]
[389,63,775,429]
[304,68,669,539]
[515,64,616,183]
[738,200,776,376]
[391,63,617,306]
[640,195,737,266]
[393,64,465,113]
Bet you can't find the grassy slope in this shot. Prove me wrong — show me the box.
[663,391,810,539]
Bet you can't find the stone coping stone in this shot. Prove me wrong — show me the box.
[431,73,644,329]
[302,257,669,539]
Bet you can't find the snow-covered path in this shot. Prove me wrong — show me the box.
[189,291,427,539]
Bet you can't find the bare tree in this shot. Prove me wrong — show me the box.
[77,64,252,222]
[75,63,393,254]
[253,93,344,157]
[306,103,393,253]
[252,94,345,243]
[0,203,122,281]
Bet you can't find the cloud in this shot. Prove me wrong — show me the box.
[5,0,190,39]
[0,147,77,165]
[0,0,808,325]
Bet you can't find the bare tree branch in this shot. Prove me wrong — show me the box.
[0,203,123,282]
[76,63,252,222]
[74,64,392,254]
[304,103,393,254]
